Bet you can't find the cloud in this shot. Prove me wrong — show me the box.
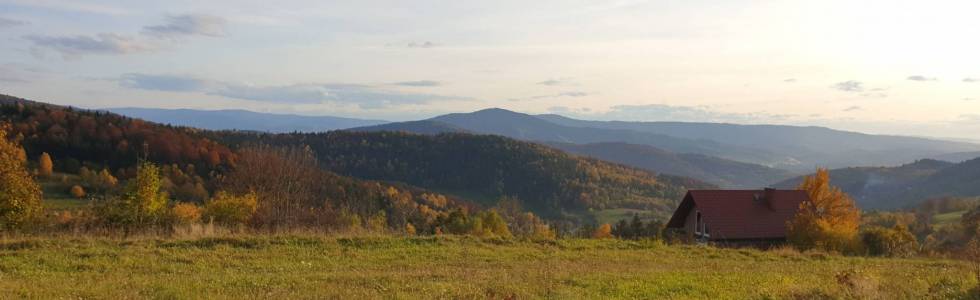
[965,78,978,83]
[508,91,592,101]
[843,106,862,112]
[116,73,468,109]
[907,75,937,81]
[558,91,589,97]
[964,98,975,101]
[783,78,796,83]
[406,41,437,48]
[392,80,442,87]
[832,80,864,92]
[537,78,577,86]
[24,33,153,58]
[118,73,212,92]
[0,17,28,28]
[0,63,45,83]
[586,104,794,123]
[141,14,227,38]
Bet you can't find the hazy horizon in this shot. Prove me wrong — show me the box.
[2,0,979,140]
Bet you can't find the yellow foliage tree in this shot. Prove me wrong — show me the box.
[593,223,613,239]
[202,191,258,226]
[0,127,43,229]
[38,152,53,177]
[787,168,861,252]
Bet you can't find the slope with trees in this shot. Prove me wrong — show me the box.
[215,130,713,220]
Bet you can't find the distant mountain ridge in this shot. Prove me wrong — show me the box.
[536,113,980,171]
[548,142,796,188]
[109,107,386,133]
[772,158,980,209]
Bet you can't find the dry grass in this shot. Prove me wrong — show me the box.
[0,235,974,299]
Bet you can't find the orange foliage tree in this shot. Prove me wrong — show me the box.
[787,168,861,252]
[593,223,613,239]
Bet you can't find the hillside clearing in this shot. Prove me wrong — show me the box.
[0,236,971,299]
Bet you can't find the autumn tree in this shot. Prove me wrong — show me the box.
[221,145,322,228]
[593,223,613,239]
[787,168,861,252]
[0,126,43,230]
[96,160,169,227]
[38,152,53,177]
[69,185,86,198]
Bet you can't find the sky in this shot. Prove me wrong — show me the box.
[1,0,979,140]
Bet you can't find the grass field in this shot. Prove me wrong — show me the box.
[0,235,973,299]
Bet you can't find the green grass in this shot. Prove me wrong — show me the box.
[0,235,971,299]
[934,210,968,226]
[38,172,89,210]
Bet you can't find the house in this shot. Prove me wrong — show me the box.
[665,188,809,247]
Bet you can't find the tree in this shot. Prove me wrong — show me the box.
[38,152,53,177]
[221,145,322,228]
[593,223,613,239]
[0,127,43,230]
[787,168,861,252]
[124,160,169,225]
[69,185,86,198]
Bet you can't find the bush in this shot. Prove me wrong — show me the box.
[70,185,86,198]
[172,202,202,225]
[202,191,258,226]
[862,225,918,257]
[593,223,613,239]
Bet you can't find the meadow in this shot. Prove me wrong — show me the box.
[0,235,973,299]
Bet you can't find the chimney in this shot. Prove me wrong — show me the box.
[763,188,776,209]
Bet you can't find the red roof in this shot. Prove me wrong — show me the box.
[665,189,809,240]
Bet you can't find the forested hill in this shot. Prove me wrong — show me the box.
[0,94,236,174]
[773,159,964,209]
[215,131,713,219]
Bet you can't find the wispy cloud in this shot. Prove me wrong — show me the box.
[965,78,978,83]
[508,91,592,102]
[116,73,469,109]
[407,41,437,48]
[392,80,442,87]
[581,104,795,123]
[24,13,227,59]
[24,33,153,58]
[907,75,937,81]
[783,78,796,83]
[537,78,578,86]
[0,17,28,28]
[119,73,212,92]
[832,80,864,92]
[843,106,862,112]
[141,14,227,38]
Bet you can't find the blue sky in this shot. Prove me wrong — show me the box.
[1,0,979,140]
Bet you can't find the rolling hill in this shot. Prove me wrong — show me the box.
[548,142,796,188]
[772,158,980,209]
[537,114,980,171]
[109,107,386,133]
[215,130,714,220]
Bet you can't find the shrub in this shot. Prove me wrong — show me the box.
[172,202,202,225]
[593,223,613,239]
[69,185,86,198]
[202,191,258,226]
[405,223,417,235]
[38,152,53,177]
[861,225,918,257]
